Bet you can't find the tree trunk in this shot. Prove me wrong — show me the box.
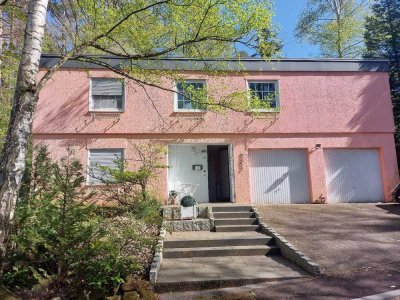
[0,0,48,269]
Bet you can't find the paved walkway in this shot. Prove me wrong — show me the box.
[158,230,306,289]
[158,255,306,283]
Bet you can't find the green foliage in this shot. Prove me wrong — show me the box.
[98,143,167,206]
[0,1,28,152]
[254,28,283,58]
[41,0,279,114]
[180,195,197,207]
[3,146,160,297]
[364,0,400,165]
[46,0,274,58]
[295,0,367,58]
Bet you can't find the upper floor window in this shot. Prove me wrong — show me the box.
[87,148,124,185]
[248,81,279,111]
[175,80,207,111]
[90,78,124,112]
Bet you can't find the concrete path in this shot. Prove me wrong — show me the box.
[158,255,306,283]
[157,230,307,292]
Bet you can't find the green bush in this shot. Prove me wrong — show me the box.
[3,146,160,298]
[180,195,197,207]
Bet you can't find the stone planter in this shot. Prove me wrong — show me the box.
[180,205,197,219]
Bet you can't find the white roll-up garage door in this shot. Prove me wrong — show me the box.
[324,149,384,203]
[249,149,311,204]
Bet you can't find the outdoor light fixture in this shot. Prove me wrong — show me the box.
[315,144,321,149]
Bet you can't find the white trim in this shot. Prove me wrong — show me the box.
[173,79,207,112]
[246,80,280,112]
[228,144,235,203]
[89,77,126,113]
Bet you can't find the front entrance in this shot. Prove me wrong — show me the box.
[207,145,231,202]
[168,144,231,203]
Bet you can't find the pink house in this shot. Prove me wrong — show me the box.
[34,55,399,204]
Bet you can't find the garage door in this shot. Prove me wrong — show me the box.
[324,149,384,203]
[249,149,311,204]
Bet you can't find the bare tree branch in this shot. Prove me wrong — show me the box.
[74,55,246,112]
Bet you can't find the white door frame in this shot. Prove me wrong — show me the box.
[167,143,235,203]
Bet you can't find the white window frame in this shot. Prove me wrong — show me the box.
[247,80,280,112]
[87,148,124,185]
[173,79,207,112]
[89,77,126,112]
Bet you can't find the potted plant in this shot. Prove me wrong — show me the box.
[180,195,197,219]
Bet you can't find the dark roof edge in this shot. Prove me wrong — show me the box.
[39,54,390,72]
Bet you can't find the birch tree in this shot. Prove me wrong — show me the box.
[295,0,368,58]
[0,0,277,268]
[0,0,48,267]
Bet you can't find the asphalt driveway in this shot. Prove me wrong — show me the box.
[256,203,400,276]
[159,203,400,299]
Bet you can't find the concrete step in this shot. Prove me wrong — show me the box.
[213,212,255,219]
[163,245,280,258]
[164,236,273,248]
[214,218,258,226]
[156,255,307,293]
[215,225,260,232]
[212,206,253,212]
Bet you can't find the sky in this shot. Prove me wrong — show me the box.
[273,0,320,58]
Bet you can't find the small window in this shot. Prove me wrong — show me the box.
[87,149,123,184]
[175,80,207,111]
[90,78,124,111]
[248,81,279,111]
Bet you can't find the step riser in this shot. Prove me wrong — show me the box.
[214,219,258,226]
[155,276,300,293]
[215,226,260,232]
[163,247,280,258]
[213,212,255,219]
[164,238,273,248]
[212,206,253,212]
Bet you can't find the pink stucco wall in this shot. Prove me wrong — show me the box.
[33,68,399,203]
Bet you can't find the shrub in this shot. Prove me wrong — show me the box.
[180,195,197,207]
[98,143,167,205]
[3,146,160,298]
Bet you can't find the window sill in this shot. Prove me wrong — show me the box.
[249,109,280,113]
[89,110,125,113]
[173,109,207,113]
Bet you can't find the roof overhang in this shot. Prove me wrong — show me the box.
[39,54,389,72]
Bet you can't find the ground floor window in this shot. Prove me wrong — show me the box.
[87,148,124,184]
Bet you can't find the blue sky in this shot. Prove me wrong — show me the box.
[238,0,320,58]
[274,0,320,58]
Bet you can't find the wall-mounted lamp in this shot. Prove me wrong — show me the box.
[315,143,322,149]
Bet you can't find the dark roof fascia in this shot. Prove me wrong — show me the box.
[39,54,390,72]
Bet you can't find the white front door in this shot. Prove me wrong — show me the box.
[168,144,209,203]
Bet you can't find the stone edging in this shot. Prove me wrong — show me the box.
[206,206,215,229]
[252,207,322,276]
[149,221,166,284]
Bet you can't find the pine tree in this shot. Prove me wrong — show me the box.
[364,0,400,161]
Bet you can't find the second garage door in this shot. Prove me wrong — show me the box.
[324,149,384,203]
[249,149,311,204]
